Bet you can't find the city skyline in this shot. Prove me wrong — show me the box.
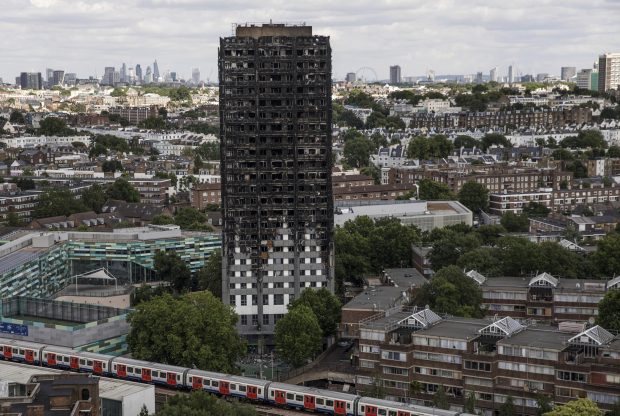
[1,0,619,82]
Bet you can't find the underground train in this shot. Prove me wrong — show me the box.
[0,337,476,416]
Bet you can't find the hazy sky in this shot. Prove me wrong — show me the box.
[1,0,619,82]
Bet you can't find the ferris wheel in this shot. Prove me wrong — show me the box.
[355,67,379,83]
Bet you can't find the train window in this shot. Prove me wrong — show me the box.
[128,367,134,373]
[87,360,93,366]
[388,411,397,416]
[80,359,85,365]
[12,348,17,353]
[212,381,219,387]
[153,371,159,378]
[177,375,180,381]
[19,349,24,355]
[378,409,386,416]
[135,368,141,375]
[270,391,274,397]
[239,385,246,392]
[361,406,365,412]
[64,356,69,362]
[316,398,324,405]
[258,389,262,394]
[347,403,351,409]
[160,372,166,378]
[287,393,294,400]
[326,400,333,406]
[230,384,237,390]
[296,395,303,402]
[188,377,193,383]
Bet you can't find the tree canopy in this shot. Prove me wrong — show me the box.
[596,289,620,333]
[458,181,489,212]
[154,251,192,293]
[34,188,87,218]
[197,249,222,299]
[275,304,322,367]
[156,391,256,416]
[543,398,603,416]
[407,135,453,160]
[289,288,342,337]
[128,291,245,373]
[414,265,484,317]
[418,179,456,200]
[106,178,140,203]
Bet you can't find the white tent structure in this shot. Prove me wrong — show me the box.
[72,267,118,294]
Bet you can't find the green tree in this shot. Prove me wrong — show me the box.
[593,233,620,276]
[197,249,222,299]
[275,305,322,367]
[81,184,107,213]
[34,188,87,218]
[499,396,516,416]
[139,116,167,130]
[418,179,456,200]
[464,391,476,413]
[174,207,209,230]
[458,181,489,212]
[343,135,373,168]
[154,251,192,293]
[361,373,386,399]
[481,133,512,150]
[151,214,175,225]
[536,393,553,416]
[523,202,551,218]
[360,165,381,184]
[128,292,245,373]
[608,146,620,158]
[454,135,481,149]
[39,117,76,136]
[429,231,482,271]
[6,212,21,226]
[475,224,506,246]
[432,385,450,410]
[596,289,620,332]
[102,160,123,173]
[138,404,149,416]
[9,110,25,124]
[500,212,530,232]
[289,288,342,337]
[544,398,603,416]
[414,265,483,317]
[156,390,256,416]
[11,177,35,191]
[456,247,503,277]
[106,178,140,202]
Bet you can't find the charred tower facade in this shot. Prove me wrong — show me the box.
[219,24,334,342]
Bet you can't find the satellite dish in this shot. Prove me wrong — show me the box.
[588,317,595,325]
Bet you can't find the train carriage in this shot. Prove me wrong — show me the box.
[112,357,189,388]
[268,382,359,416]
[187,369,270,400]
[42,346,112,375]
[357,397,466,416]
[0,339,43,365]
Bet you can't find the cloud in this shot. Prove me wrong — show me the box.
[0,0,618,82]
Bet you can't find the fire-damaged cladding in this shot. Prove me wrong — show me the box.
[219,24,334,337]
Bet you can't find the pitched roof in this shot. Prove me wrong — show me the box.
[529,272,558,288]
[607,276,620,290]
[479,316,525,337]
[398,307,442,329]
[568,325,614,346]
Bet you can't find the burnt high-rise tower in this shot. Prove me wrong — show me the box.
[219,23,333,343]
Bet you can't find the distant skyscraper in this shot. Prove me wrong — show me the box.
[508,65,514,84]
[345,72,356,83]
[536,73,549,82]
[64,73,77,86]
[489,67,497,83]
[576,68,598,91]
[475,72,483,84]
[170,72,177,82]
[220,23,333,342]
[153,60,160,82]
[128,67,135,83]
[135,64,143,82]
[52,70,65,86]
[389,65,401,84]
[598,52,620,93]
[192,68,200,84]
[45,68,54,83]
[560,66,576,82]
[521,74,534,83]
[144,66,153,83]
[102,67,115,86]
[120,63,127,83]
[20,72,43,90]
